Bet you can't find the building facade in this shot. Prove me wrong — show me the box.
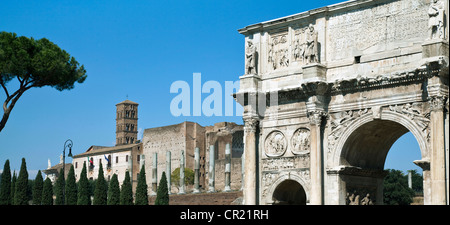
[71,99,245,197]
[72,99,143,192]
[235,0,448,205]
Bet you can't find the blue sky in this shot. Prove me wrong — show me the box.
[0,0,421,178]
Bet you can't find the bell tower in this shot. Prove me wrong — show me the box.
[116,100,139,145]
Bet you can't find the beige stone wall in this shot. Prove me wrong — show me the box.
[142,121,244,193]
[142,122,208,192]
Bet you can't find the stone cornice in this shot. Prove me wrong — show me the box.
[233,58,448,113]
[327,166,388,178]
[238,0,392,36]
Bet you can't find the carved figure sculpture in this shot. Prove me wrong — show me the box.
[280,49,289,67]
[291,128,310,154]
[265,131,287,157]
[293,28,307,63]
[245,40,257,74]
[360,194,374,205]
[305,24,319,64]
[428,0,446,39]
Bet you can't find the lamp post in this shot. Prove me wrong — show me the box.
[62,139,73,205]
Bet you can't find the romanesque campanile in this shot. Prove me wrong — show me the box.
[116,100,139,145]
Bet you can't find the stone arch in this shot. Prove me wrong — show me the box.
[329,108,430,204]
[331,109,429,169]
[264,172,310,205]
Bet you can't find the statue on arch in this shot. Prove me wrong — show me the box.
[305,24,319,64]
[245,40,257,74]
[428,0,446,40]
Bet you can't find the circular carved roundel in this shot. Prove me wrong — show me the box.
[264,131,287,157]
[291,128,310,155]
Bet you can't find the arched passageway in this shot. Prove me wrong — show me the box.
[336,118,428,205]
[272,180,307,205]
[341,120,410,170]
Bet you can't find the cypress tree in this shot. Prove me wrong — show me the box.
[65,165,77,205]
[54,168,64,205]
[10,171,16,203]
[32,170,43,205]
[120,171,133,205]
[14,158,28,205]
[135,165,148,205]
[0,160,11,205]
[107,173,120,205]
[77,162,91,205]
[155,171,169,205]
[41,177,53,205]
[93,162,107,205]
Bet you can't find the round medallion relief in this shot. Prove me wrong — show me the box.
[291,128,310,155]
[264,131,287,157]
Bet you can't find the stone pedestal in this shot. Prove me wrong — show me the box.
[422,39,449,58]
[238,74,261,93]
[302,63,327,82]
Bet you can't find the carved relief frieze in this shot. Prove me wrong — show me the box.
[346,188,376,205]
[327,0,428,60]
[268,31,289,71]
[292,24,319,65]
[264,130,287,157]
[261,155,310,171]
[261,172,277,201]
[388,102,431,146]
[327,108,371,155]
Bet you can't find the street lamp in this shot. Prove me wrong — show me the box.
[62,139,73,204]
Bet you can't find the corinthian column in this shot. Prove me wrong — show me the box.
[429,96,447,205]
[308,110,326,205]
[243,117,259,205]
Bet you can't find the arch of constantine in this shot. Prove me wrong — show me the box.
[234,0,449,205]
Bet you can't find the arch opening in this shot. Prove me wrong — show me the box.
[272,180,307,205]
[341,120,409,170]
[337,119,425,205]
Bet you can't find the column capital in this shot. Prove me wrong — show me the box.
[243,117,259,133]
[307,110,327,125]
[429,95,447,112]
